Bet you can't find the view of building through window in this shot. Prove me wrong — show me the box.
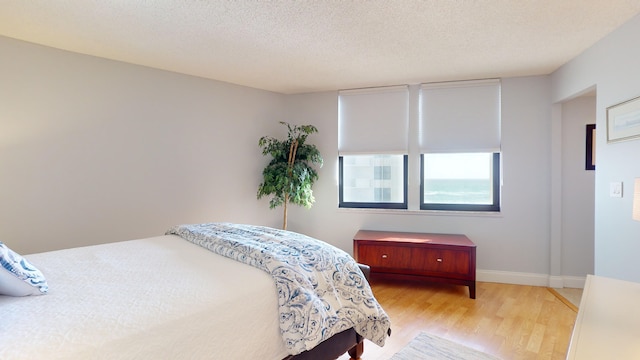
[341,154,405,203]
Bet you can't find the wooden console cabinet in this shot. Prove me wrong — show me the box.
[353,230,477,299]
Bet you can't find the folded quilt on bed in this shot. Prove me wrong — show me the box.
[166,222,391,355]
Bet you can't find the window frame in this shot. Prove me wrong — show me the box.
[420,152,501,212]
[338,155,408,209]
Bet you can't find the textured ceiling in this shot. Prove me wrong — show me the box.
[1,1,640,94]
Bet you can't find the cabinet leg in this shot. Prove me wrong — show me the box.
[469,283,476,299]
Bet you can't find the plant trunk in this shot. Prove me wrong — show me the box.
[283,139,298,230]
[283,193,288,230]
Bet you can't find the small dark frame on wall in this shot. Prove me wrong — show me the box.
[585,124,596,170]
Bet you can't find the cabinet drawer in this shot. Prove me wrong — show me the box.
[356,244,411,269]
[410,249,470,276]
[357,245,470,277]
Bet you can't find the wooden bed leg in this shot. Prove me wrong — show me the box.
[347,341,364,360]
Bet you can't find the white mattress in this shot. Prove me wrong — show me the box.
[0,235,289,359]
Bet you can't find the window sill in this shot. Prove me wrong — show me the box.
[336,207,502,218]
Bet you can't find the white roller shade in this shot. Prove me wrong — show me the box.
[419,79,501,153]
[338,85,409,155]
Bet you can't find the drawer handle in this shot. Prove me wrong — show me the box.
[436,258,443,262]
[382,254,388,259]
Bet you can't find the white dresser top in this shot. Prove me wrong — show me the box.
[566,275,640,359]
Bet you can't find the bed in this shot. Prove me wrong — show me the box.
[0,223,391,359]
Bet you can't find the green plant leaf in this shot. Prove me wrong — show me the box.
[257,122,323,217]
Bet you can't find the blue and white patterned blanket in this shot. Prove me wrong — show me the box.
[166,222,391,355]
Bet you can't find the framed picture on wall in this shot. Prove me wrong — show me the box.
[607,95,640,143]
[586,124,595,170]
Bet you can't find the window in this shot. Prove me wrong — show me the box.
[338,86,409,209]
[339,154,407,209]
[418,79,501,212]
[338,80,502,212]
[421,153,500,211]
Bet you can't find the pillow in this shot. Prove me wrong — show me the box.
[0,242,48,296]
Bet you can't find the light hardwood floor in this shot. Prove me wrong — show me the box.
[338,280,577,360]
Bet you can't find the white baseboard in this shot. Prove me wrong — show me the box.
[548,275,564,288]
[477,269,586,288]
[562,276,587,289]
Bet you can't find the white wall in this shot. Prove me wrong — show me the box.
[561,96,595,278]
[0,36,285,254]
[552,13,640,283]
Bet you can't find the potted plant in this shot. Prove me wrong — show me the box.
[257,121,323,230]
